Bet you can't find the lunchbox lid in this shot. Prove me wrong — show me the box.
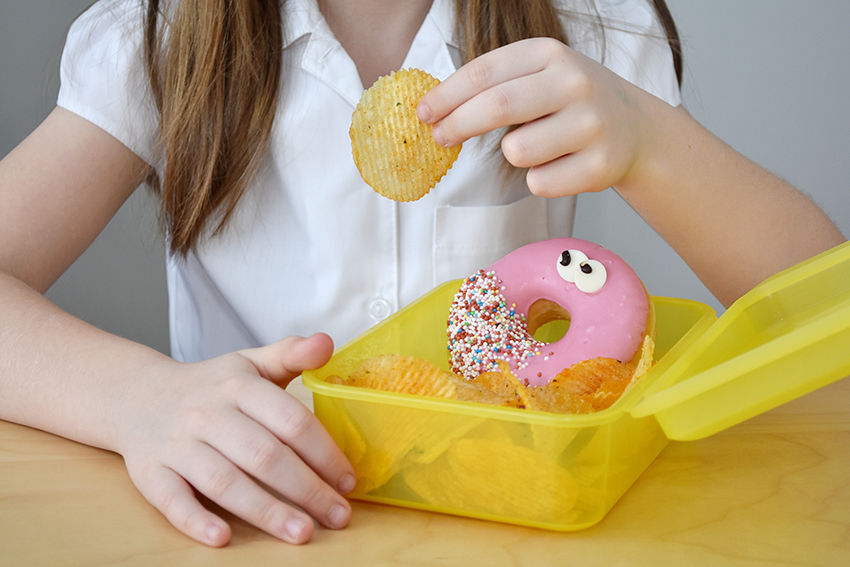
[629,240,850,441]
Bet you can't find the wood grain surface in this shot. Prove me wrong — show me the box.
[2,377,849,566]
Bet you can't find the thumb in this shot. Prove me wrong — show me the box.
[238,333,335,387]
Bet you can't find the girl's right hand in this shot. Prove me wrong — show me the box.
[116,333,354,546]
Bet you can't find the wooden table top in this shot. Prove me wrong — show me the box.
[3,376,849,567]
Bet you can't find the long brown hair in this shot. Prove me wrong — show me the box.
[144,0,681,255]
[144,0,283,256]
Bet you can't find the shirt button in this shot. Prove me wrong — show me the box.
[368,298,392,321]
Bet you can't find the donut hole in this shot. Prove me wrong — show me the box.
[527,299,571,343]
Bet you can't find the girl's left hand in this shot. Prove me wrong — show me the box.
[417,37,658,197]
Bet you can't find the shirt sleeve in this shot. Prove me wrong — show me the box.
[57,0,160,166]
[561,0,682,107]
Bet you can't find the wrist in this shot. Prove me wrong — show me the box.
[613,92,682,197]
[106,351,182,455]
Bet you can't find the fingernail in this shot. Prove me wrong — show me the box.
[417,101,432,122]
[338,473,356,494]
[328,503,350,529]
[205,523,225,546]
[285,517,308,542]
[432,124,448,147]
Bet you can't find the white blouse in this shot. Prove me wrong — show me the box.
[58,0,681,362]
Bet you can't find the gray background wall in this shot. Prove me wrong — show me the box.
[1,1,847,356]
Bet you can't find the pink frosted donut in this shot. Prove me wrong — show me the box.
[447,238,652,387]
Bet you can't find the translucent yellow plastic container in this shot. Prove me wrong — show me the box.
[303,291,714,530]
[303,241,850,531]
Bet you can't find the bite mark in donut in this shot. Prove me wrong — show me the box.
[447,238,653,387]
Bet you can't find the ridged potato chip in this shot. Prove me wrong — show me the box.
[335,354,514,406]
[326,355,487,493]
[497,335,656,414]
[350,68,461,201]
[326,333,654,415]
[454,334,656,414]
[402,437,578,521]
[343,354,458,398]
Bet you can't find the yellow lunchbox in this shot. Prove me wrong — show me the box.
[303,241,850,531]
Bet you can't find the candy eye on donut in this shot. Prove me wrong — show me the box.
[556,249,588,283]
[557,250,607,293]
[574,259,607,293]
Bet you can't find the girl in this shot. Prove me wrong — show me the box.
[0,0,842,548]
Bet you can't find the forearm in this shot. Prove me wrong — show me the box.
[0,271,174,452]
[616,102,845,307]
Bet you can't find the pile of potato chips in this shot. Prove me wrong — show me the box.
[326,334,654,414]
[350,68,461,201]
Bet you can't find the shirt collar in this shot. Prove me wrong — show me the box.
[402,0,461,79]
[282,0,331,50]
[282,0,458,51]
[280,0,460,107]
[426,0,460,52]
